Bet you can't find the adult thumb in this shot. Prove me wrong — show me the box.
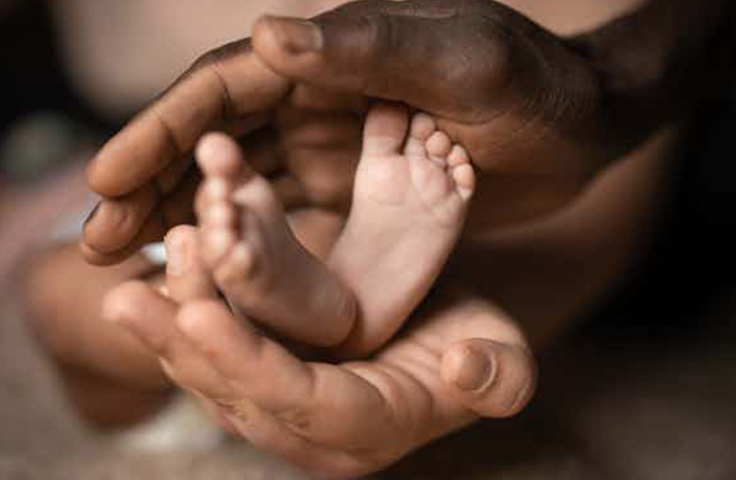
[440,338,537,418]
[251,0,515,116]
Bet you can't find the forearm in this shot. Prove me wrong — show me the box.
[570,0,736,155]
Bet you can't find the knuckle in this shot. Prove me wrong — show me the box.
[322,7,398,77]
[190,41,245,72]
[175,50,219,89]
[469,17,515,94]
[402,13,516,115]
[191,49,219,71]
[350,12,393,72]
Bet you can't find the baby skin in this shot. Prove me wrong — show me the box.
[195,103,475,354]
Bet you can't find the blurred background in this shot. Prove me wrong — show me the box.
[1,1,735,479]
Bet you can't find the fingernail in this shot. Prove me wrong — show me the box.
[454,346,495,391]
[83,203,100,226]
[267,16,323,54]
[165,233,189,276]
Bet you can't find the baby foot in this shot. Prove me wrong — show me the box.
[354,105,474,223]
[195,133,356,347]
[194,102,474,356]
[329,103,475,354]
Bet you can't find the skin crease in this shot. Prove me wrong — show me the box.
[101,126,673,477]
[103,228,537,478]
[81,0,736,261]
[19,0,736,477]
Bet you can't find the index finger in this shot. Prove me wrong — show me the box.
[87,41,291,198]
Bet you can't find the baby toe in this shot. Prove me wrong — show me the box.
[449,146,475,201]
[201,227,238,268]
[404,112,436,157]
[426,131,453,166]
[448,144,470,168]
[408,112,436,142]
[213,242,258,293]
[202,203,237,229]
[362,103,409,156]
[196,132,246,177]
[199,178,230,209]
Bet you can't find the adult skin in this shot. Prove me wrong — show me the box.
[81,0,735,263]
[66,0,733,476]
[105,243,535,478]
[104,132,670,477]
[27,125,673,473]
[73,0,734,431]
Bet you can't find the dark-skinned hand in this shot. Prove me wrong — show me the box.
[82,0,622,266]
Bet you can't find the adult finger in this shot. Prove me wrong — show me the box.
[103,281,230,397]
[87,44,289,198]
[252,0,526,117]
[81,168,200,264]
[175,301,396,447]
[102,281,180,355]
[82,44,291,266]
[82,184,159,255]
[103,282,341,471]
[80,207,166,265]
[440,338,536,418]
